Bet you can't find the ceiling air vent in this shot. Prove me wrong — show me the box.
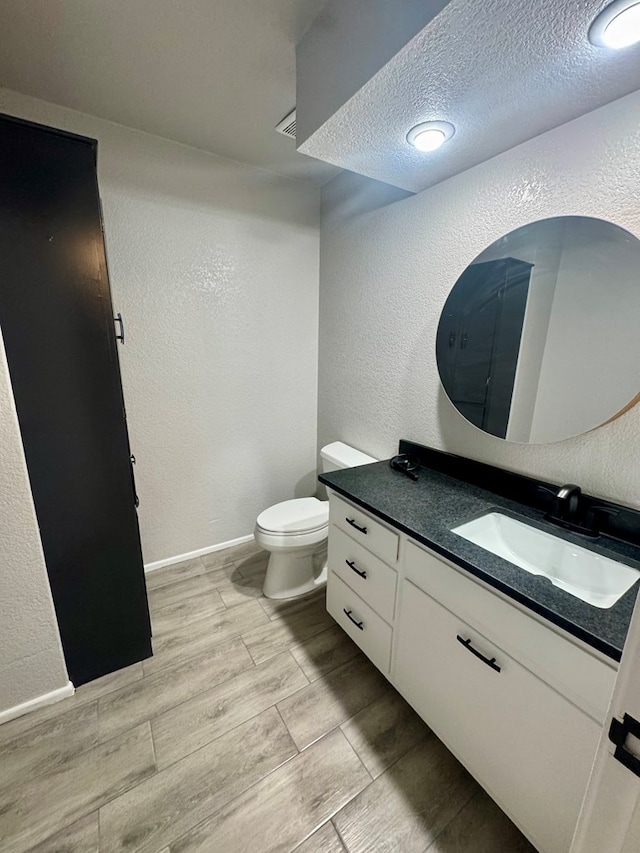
[275,108,296,139]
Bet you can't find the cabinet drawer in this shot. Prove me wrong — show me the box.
[327,573,393,674]
[329,525,397,623]
[395,579,600,853]
[404,540,616,724]
[331,494,399,565]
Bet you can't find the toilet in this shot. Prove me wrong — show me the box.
[255,441,377,599]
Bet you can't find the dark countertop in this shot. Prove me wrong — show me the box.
[320,460,640,662]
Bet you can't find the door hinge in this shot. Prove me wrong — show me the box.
[608,713,640,779]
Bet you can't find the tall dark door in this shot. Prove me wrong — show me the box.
[0,114,152,685]
[437,257,532,438]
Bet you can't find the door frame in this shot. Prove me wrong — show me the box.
[571,588,640,851]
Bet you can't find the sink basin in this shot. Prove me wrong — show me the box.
[451,512,640,608]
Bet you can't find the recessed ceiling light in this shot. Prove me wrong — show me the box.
[589,0,640,49]
[407,121,455,152]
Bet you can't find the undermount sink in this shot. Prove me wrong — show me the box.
[451,512,640,609]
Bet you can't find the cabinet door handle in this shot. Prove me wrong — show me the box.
[346,517,367,534]
[346,559,367,579]
[456,635,501,673]
[344,608,364,630]
[114,312,125,344]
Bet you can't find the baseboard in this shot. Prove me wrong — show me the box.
[0,681,75,726]
[144,534,255,574]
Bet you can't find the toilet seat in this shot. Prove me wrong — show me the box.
[256,497,328,535]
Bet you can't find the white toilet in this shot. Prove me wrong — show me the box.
[255,441,377,600]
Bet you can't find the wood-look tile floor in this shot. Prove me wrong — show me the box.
[0,541,537,852]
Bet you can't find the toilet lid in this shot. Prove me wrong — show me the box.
[257,498,328,534]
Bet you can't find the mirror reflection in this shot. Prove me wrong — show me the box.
[436,216,640,443]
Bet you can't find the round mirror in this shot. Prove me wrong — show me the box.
[436,216,640,443]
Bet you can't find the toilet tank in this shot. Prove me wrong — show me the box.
[320,441,377,473]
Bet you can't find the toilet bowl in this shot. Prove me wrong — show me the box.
[255,497,329,600]
[255,442,377,600]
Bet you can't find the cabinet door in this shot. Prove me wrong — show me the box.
[0,114,151,685]
[328,525,397,623]
[331,494,399,565]
[327,574,393,674]
[404,540,616,724]
[394,579,600,853]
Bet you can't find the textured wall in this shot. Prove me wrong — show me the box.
[301,0,640,194]
[319,89,640,508]
[0,331,69,714]
[296,0,448,145]
[0,87,320,565]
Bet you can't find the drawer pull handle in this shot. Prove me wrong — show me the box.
[344,608,364,630]
[456,635,501,673]
[346,517,368,534]
[346,559,367,579]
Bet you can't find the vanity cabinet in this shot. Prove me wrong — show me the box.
[326,494,398,674]
[396,544,602,853]
[325,493,618,853]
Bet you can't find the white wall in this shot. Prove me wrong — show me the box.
[0,88,320,566]
[0,331,69,716]
[319,89,640,508]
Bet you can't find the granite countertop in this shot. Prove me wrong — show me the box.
[319,459,640,662]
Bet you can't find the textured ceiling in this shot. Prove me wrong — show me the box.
[298,0,640,192]
[0,0,338,185]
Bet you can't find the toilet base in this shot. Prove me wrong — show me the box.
[262,544,328,600]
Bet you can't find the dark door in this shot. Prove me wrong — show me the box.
[0,114,152,685]
[437,258,532,438]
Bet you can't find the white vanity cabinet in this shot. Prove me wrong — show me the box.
[325,494,619,853]
[326,494,399,673]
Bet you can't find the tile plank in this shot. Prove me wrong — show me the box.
[233,551,269,579]
[242,595,334,664]
[152,651,308,768]
[200,540,264,569]
[341,688,430,778]
[98,637,253,741]
[0,665,143,739]
[26,813,99,853]
[145,548,256,593]
[277,654,388,750]
[150,587,226,636]
[170,729,370,853]
[258,587,324,621]
[290,624,360,682]
[72,662,145,703]
[147,564,238,612]
[0,701,98,794]
[144,599,269,676]
[218,571,265,609]
[293,821,345,853]
[0,724,155,853]
[100,708,295,853]
[426,789,537,853]
[333,737,478,853]
[145,558,211,592]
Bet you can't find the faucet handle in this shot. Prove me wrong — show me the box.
[585,505,619,536]
[589,505,619,516]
